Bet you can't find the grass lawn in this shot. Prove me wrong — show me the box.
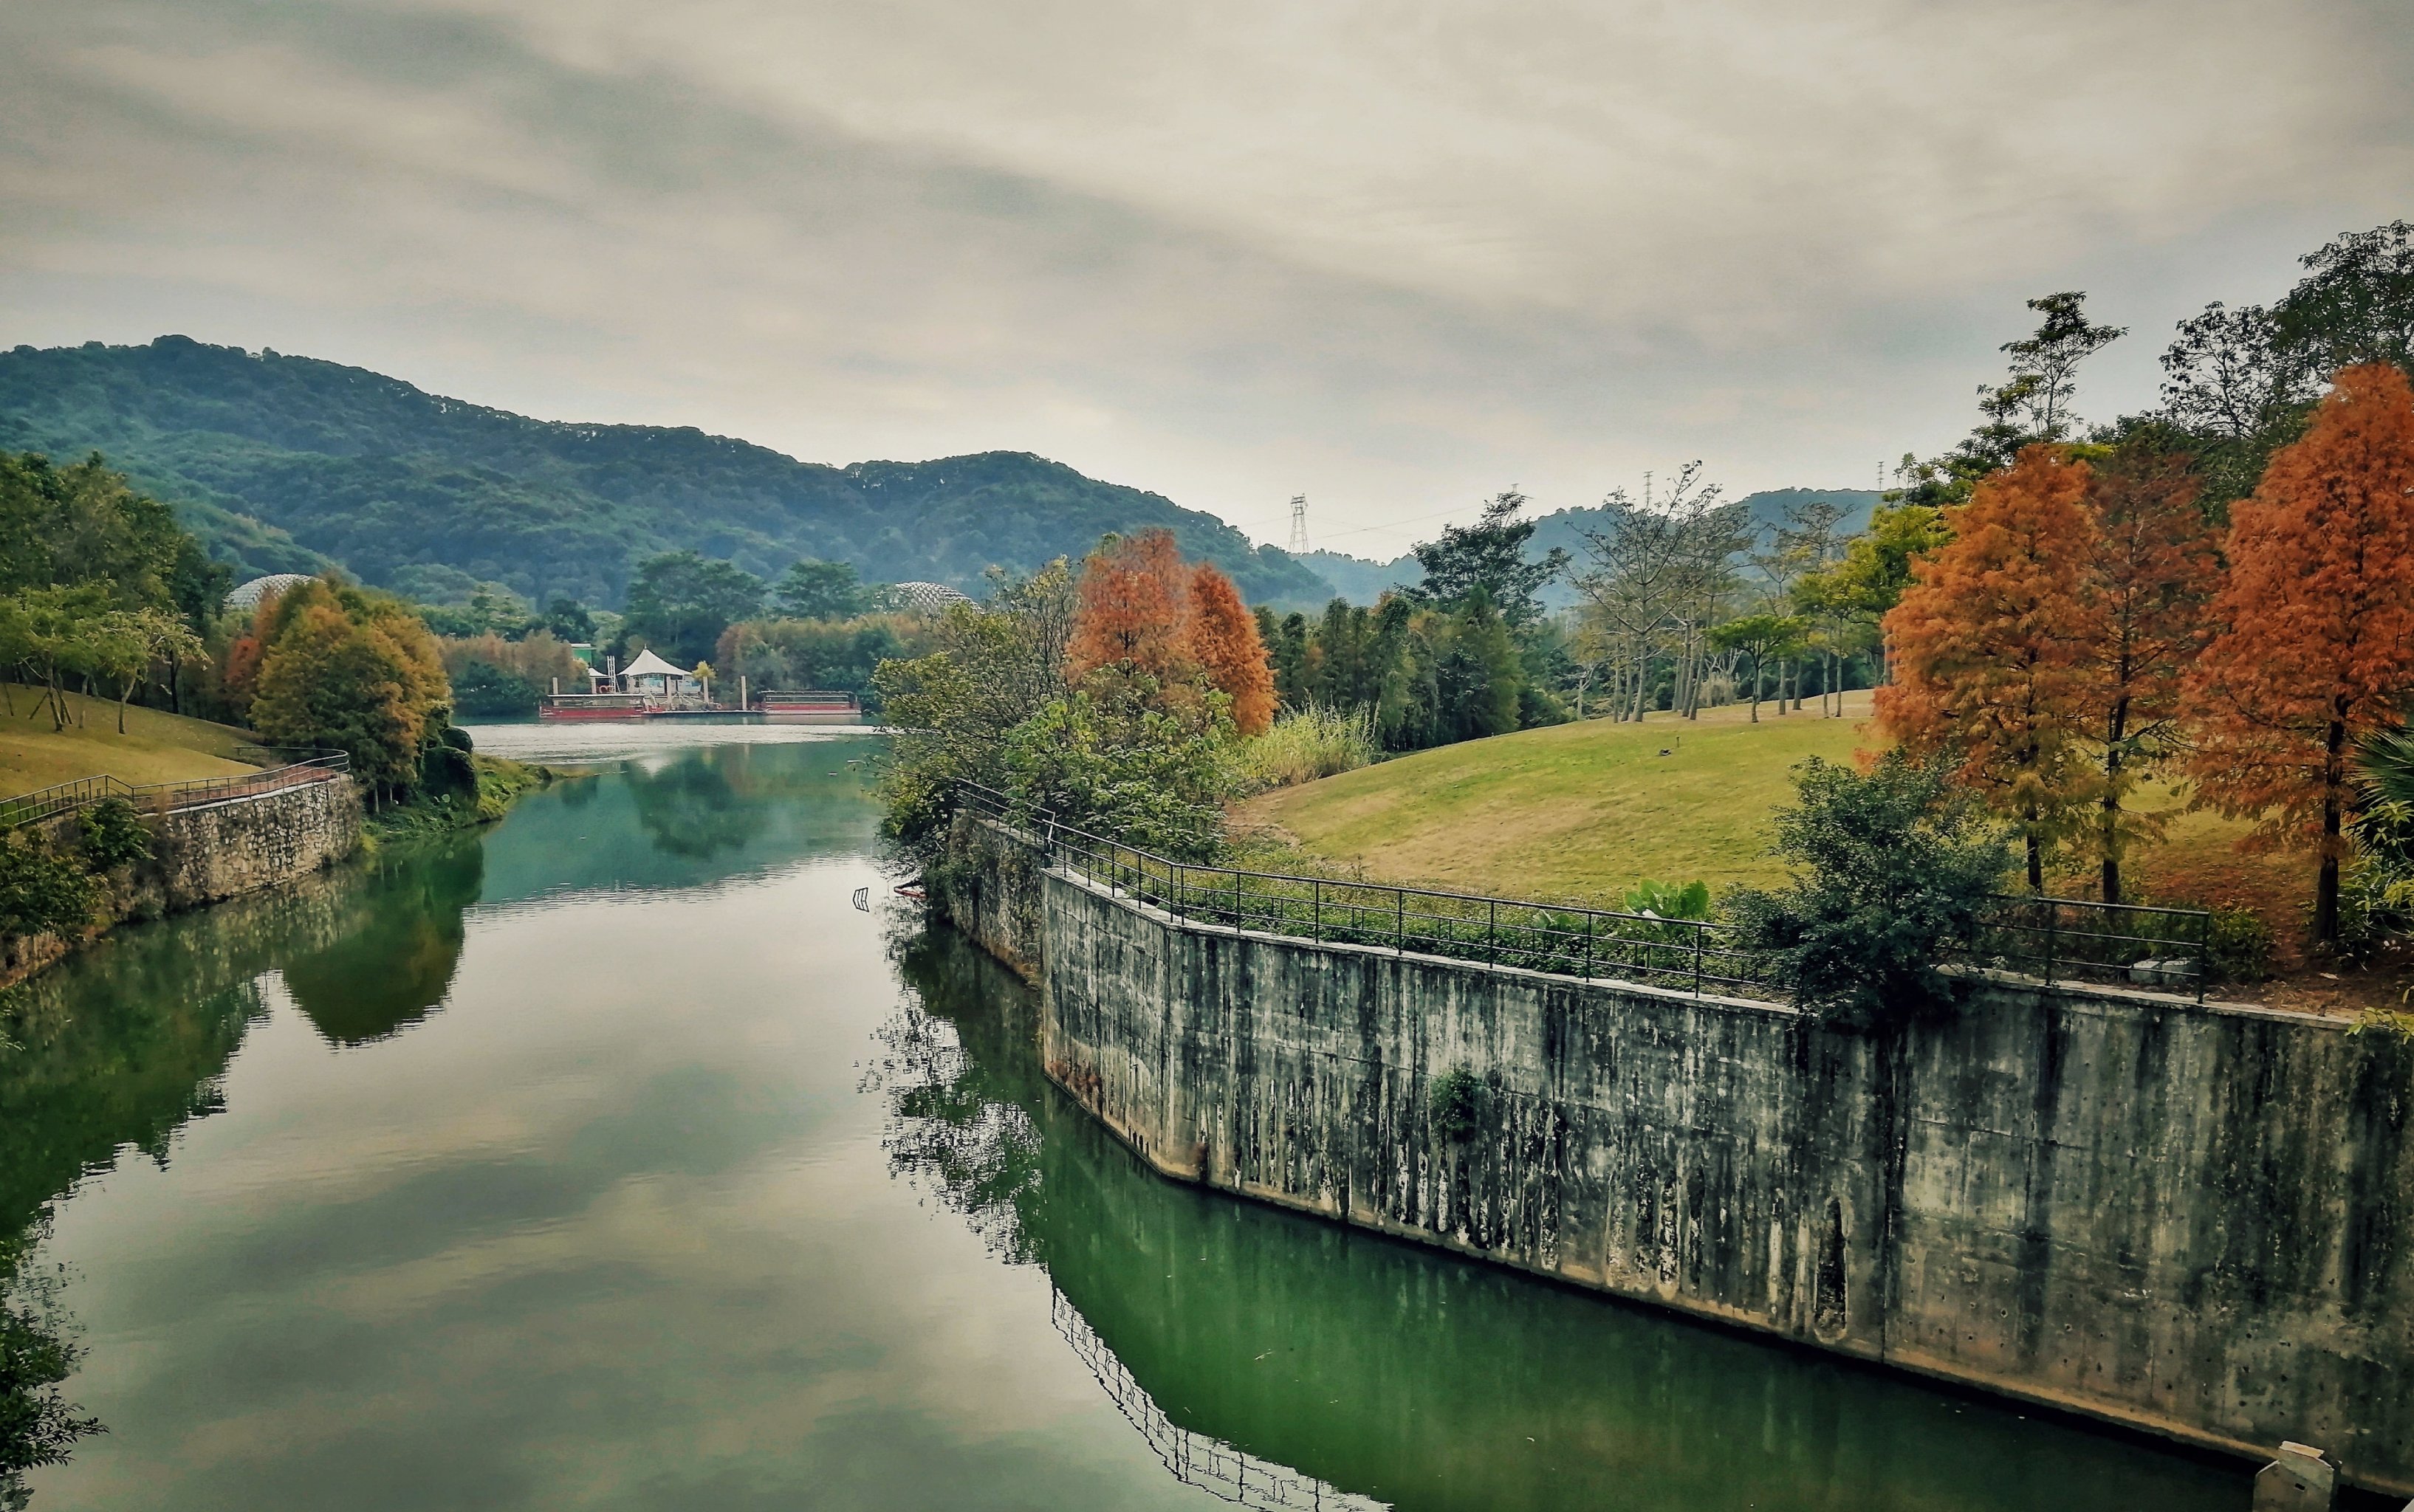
[0,684,259,796]
[1237,690,2305,922]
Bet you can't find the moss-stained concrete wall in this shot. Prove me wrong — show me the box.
[1,777,362,986]
[939,823,2414,1494]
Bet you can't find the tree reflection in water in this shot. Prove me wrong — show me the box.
[623,753,759,861]
[280,836,482,1046]
[0,836,487,1501]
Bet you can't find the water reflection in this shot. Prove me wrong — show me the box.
[281,837,483,1046]
[878,926,2246,1512]
[473,739,882,904]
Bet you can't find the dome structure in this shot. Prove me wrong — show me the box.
[224,573,315,613]
[889,580,973,613]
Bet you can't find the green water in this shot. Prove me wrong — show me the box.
[1,739,2254,1510]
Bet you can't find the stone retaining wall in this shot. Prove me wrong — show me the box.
[1,777,362,986]
[939,816,2414,1494]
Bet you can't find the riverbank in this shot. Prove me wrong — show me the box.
[936,808,2414,1499]
[0,772,364,990]
[1,746,563,992]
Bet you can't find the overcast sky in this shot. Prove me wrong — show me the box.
[3,1,2408,555]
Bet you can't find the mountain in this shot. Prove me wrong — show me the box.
[1297,488,1883,611]
[0,336,1336,609]
[1292,549,1419,605]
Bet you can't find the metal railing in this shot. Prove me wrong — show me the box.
[0,751,351,830]
[954,781,2216,1004]
[1961,893,2212,1002]
[957,781,1775,999]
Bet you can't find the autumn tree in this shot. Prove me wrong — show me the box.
[2071,436,2221,902]
[2186,364,2414,941]
[251,579,451,801]
[1067,529,1193,683]
[1184,563,1275,735]
[1877,447,2098,890]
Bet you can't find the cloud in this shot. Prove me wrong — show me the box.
[0,0,2407,551]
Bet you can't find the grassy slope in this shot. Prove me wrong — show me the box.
[0,685,257,794]
[1238,691,2300,918]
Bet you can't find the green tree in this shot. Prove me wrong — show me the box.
[773,558,868,620]
[541,596,595,642]
[1709,614,1806,722]
[1726,753,2009,1027]
[2159,220,2414,508]
[1432,591,1520,743]
[872,561,1077,866]
[1405,489,1568,628]
[998,678,1235,861]
[621,551,764,665]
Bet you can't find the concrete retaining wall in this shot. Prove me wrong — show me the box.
[939,817,2414,1494]
[1,777,362,985]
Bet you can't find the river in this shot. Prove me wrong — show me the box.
[1,735,2255,1510]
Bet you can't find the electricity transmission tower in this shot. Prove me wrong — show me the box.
[1286,495,1310,554]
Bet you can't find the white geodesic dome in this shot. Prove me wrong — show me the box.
[224,573,315,613]
[889,580,973,613]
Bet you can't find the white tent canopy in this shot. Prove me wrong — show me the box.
[618,649,690,681]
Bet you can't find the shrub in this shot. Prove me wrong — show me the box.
[439,726,474,754]
[1428,1067,1487,1142]
[449,659,540,719]
[1724,752,2009,1027]
[1235,704,1376,791]
[75,799,151,872]
[0,836,100,941]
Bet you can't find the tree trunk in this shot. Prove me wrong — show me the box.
[2099,695,2130,905]
[2315,717,2347,942]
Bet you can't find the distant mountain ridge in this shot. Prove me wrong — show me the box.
[1297,487,1882,612]
[0,336,1334,608]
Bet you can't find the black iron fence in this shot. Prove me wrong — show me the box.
[957,781,1775,997]
[1961,894,2212,1001]
[0,751,351,831]
[953,781,2216,1004]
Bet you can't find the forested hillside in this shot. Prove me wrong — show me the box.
[0,337,1334,608]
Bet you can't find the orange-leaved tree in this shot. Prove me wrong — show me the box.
[1067,529,1193,684]
[1184,562,1276,735]
[2186,362,2414,942]
[2072,438,2221,903]
[1876,445,2097,890]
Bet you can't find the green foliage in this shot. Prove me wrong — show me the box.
[874,563,1080,867]
[620,551,764,666]
[75,800,150,872]
[1236,704,1376,791]
[1622,879,1711,920]
[1725,753,2009,1027]
[773,558,868,619]
[1404,490,1569,629]
[718,614,930,709]
[541,596,596,642]
[0,1228,103,1511]
[439,726,473,754]
[999,678,1235,862]
[449,658,541,718]
[1427,1067,1488,1143]
[2201,904,2275,983]
[0,337,1334,605]
[2160,220,2414,507]
[0,837,100,942]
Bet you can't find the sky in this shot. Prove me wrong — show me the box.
[2,1,2409,557]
